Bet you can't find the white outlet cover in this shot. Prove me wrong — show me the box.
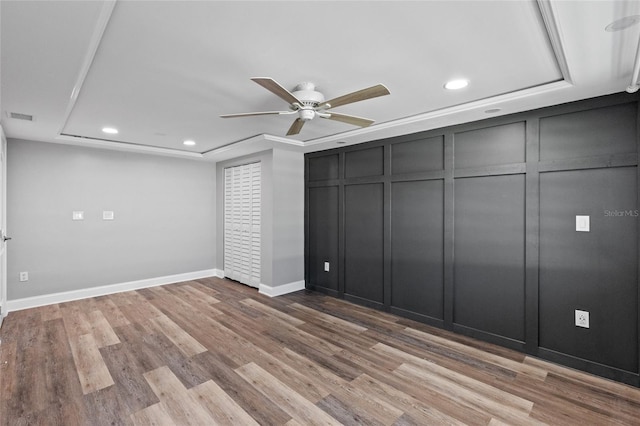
[575,309,590,328]
[324,262,330,272]
[72,211,84,221]
[103,211,115,220]
[576,215,590,232]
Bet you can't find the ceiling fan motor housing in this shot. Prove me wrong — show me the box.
[292,82,325,107]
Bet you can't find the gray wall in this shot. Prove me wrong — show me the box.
[216,148,304,289]
[305,93,640,386]
[8,139,216,300]
[271,149,304,286]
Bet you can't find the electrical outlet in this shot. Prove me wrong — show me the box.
[575,309,589,328]
[19,272,29,282]
[324,262,330,272]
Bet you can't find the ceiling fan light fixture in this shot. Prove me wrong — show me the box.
[102,127,118,134]
[299,109,315,121]
[444,79,469,90]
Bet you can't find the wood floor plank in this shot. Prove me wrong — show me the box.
[240,298,306,326]
[130,402,177,426]
[365,326,521,386]
[351,373,465,425]
[0,340,17,401]
[290,302,368,333]
[297,320,381,353]
[190,279,223,297]
[190,350,292,425]
[261,314,342,356]
[107,291,135,306]
[82,385,127,426]
[39,303,62,322]
[7,325,50,416]
[161,284,224,317]
[148,315,206,357]
[41,319,84,406]
[88,309,121,348]
[189,379,259,425]
[143,366,215,425]
[180,283,222,304]
[236,362,340,426]
[278,346,349,389]
[68,333,115,395]
[316,394,379,426]
[402,326,547,381]
[144,286,205,317]
[328,376,405,425]
[183,282,221,302]
[61,305,92,339]
[525,355,640,401]
[375,343,535,413]
[395,362,541,425]
[541,372,640,423]
[251,348,333,403]
[99,343,160,413]
[92,297,131,328]
[112,323,168,373]
[117,298,164,325]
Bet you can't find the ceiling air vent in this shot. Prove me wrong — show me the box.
[8,112,34,121]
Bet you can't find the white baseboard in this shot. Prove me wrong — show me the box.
[259,280,305,297]
[213,269,225,278]
[6,269,219,313]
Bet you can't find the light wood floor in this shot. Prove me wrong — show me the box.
[1,277,640,425]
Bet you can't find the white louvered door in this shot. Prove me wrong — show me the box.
[224,162,261,288]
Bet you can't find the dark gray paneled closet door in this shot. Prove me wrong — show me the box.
[391,180,444,319]
[539,167,638,373]
[454,174,526,342]
[345,183,384,303]
[308,186,339,291]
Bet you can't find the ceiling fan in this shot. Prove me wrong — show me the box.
[220,77,390,136]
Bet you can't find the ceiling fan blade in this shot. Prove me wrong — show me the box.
[220,111,293,118]
[286,118,305,136]
[322,112,375,127]
[251,77,303,106]
[318,84,390,109]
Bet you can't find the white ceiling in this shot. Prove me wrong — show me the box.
[2,1,640,162]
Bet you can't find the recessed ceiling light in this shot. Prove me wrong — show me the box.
[485,108,502,114]
[605,15,640,32]
[444,79,469,90]
[183,140,196,146]
[102,127,118,134]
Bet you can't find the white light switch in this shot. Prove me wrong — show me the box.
[324,262,330,272]
[576,215,590,232]
[72,211,84,221]
[103,211,114,220]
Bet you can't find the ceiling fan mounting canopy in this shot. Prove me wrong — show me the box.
[291,82,325,107]
[220,77,390,136]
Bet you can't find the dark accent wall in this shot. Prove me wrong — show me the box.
[305,93,640,386]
